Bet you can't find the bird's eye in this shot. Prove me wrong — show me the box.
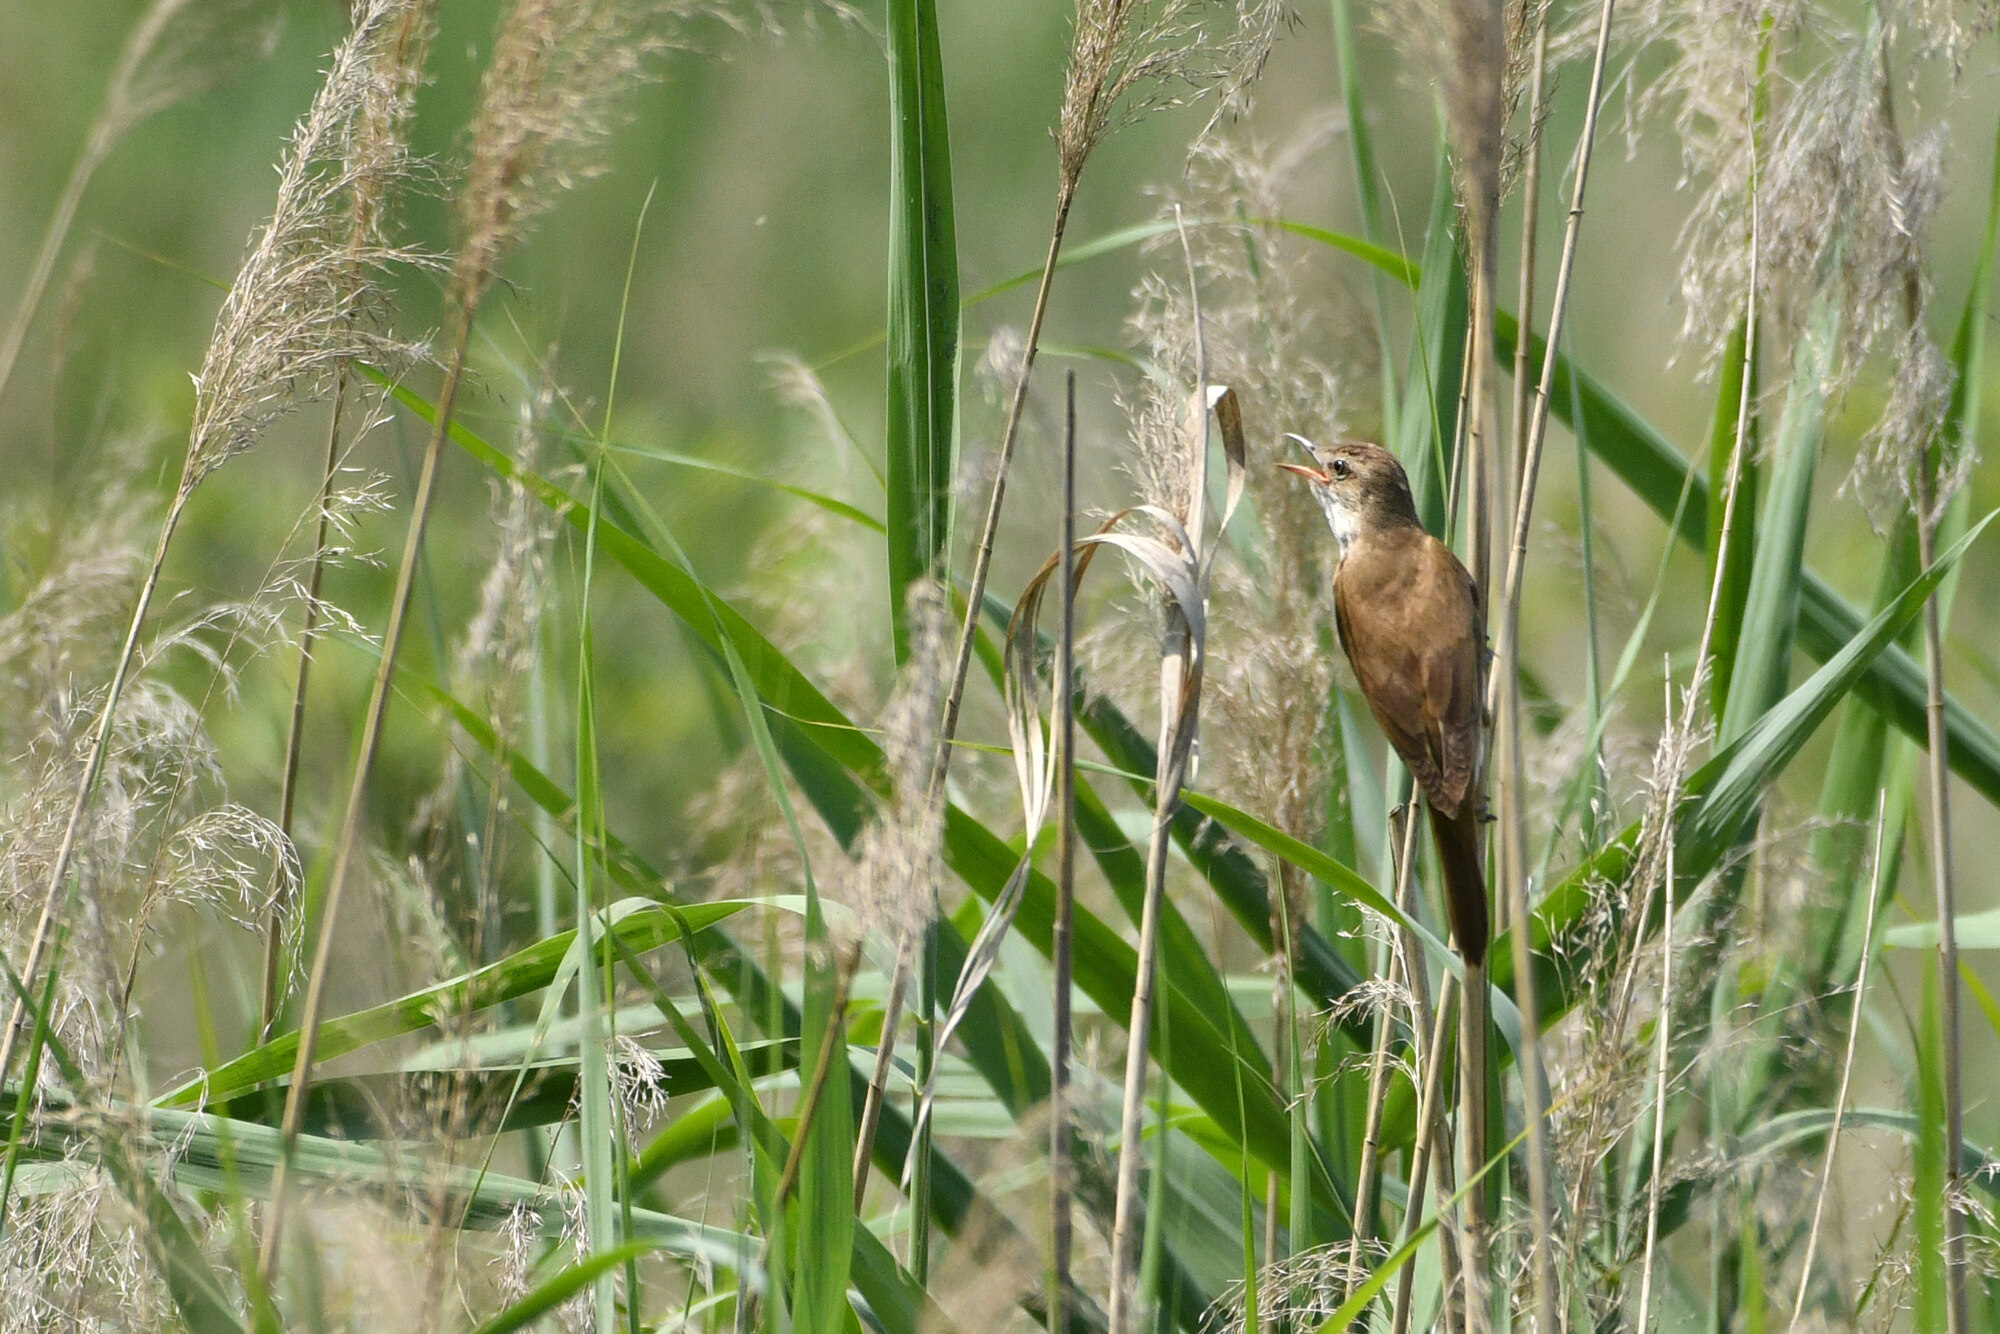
[1331,458,1350,479]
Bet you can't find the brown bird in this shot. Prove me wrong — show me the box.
[1280,437,1488,966]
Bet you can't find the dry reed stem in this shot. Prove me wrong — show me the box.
[1507,6,1550,540]
[1634,662,1679,1334]
[1105,396,1196,1334]
[1488,1,1618,1323]
[1786,791,1886,1332]
[852,941,909,1207]
[931,186,1075,803]
[1347,806,1423,1297]
[261,383,349,1041]
[1391,973,1464,1334]
[1107,211,1239,1334]
[1048,369,1079,1334]
[1447,13,1506,1298]
[1872,32,1970,1332]
[259,322,473,1279]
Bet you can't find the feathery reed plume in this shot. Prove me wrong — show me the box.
[0,0,430,1098]
[930,0,1283,802]
[1608,0,1788,367]
[0,0,282,407]
[266,0,437,1040]
[849,583,951,1196]
[1132,130,1354,1293]
[263,0,731,1277]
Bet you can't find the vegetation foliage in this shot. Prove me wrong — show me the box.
[1,0,1999,1331]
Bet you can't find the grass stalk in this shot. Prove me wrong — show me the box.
[261,373,350,1040]
[930,180,1076,801]
[1391,973,1462,1334]
[1486,3,1617,1323]
[1914,426,1967,1334]
[1048,369,1079,1334]
[771,940,866,1211]
[1872,31,1968,1326]
[259,311,471,1277]
[0,129,106,411]
[574,461,618,1334]
[1347,805,1422,1296]
[1107,631,1191,1334]
[1635,666,1679,1334]
[1787,793,1886,1332]
[0,0,231,407]
[852,942,909,1208]
[1108,211,1211,1334]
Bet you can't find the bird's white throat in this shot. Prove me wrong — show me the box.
[1309,486,1362,555]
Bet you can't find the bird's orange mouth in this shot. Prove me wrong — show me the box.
[1278,461,1330,484]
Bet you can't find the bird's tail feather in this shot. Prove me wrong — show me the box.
[1430,802,1488,967]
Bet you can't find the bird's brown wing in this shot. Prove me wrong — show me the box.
[1414,535,1482,816]
[1333,533,1483,817]
[1335,551,1447,807]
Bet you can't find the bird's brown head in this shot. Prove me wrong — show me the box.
[1278,437,1422,554]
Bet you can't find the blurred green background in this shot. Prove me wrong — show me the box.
[5,0,2000,1125]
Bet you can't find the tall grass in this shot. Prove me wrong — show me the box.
[3,1,1999,1332]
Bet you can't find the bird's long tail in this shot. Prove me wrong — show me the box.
[1429,801,1488,967]
[1432,800,1491,1288]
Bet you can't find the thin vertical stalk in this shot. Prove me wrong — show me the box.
[1869,30,1967,1326]
[1487,5,1617,1326]
[1347,805,1422,1294]
[770,940,867,1208]
[1109,213,1209,1334]
[1048,370,1079,1334]
[1505,0,1616,574]
[1787,793,1886,1332]
[930,181,1076,801]
[574,462,617,1334]
[1915,439,1967,1334]
[259,310,471,1277]
[1108,700,1187,1334]
[1391,974,1462,1334]
[260,375,351,1040]
[852,942,909,1207]
[1635,667,1679,1334]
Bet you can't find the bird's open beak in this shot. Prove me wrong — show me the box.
[1279,432,1328,483]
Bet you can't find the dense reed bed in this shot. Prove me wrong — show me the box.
[1,1,1998,1331]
